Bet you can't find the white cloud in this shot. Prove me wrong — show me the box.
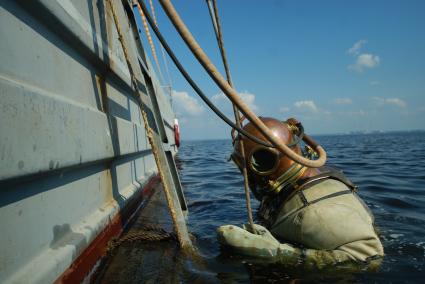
[386,98,406,108]
[212,91,259,112]
[370,81,380,86]
[211,93,222,101]
[171,90,204,116]
[373,97,407,108]
[239,92,258,112]
[348,53,380,72]
[294,100,318,112]
[347,39,367,55]
[334,98,352,105]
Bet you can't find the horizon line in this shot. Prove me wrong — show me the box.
[181,129,425,142]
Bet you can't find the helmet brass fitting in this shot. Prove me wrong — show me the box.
[231,117,306,199]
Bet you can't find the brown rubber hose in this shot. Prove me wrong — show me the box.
[157,0,327,168]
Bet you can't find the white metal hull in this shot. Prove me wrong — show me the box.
[0,1,178,283]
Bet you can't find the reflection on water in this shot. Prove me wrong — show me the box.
[177,132,425,283]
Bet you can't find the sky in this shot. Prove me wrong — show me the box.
[139,0,425,140]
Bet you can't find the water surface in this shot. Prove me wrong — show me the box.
[177,132,425,283]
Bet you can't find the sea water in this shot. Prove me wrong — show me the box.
[177,132,425,283]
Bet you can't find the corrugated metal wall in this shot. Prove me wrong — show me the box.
[0,0,177,282]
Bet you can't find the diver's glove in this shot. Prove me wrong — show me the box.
[217,224,299,259]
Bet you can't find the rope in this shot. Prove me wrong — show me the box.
[206,0,255,233]
[148,0,174,109]
[135,2,165,84]
[156,0,327,168]
[106,224,178,257]
[136,1,304,150]
[136,1,277,148]
[111,224,176,248]
[107,0,191,249]
[148,0,158,26]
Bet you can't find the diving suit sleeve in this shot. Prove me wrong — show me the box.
[217,223,304,264]
[217,224,381,269]
[297,239,383,269]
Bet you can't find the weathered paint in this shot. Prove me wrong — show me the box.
[54,174,161,284]
[0,0,183,283]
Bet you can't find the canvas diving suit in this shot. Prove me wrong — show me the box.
[218,169,384,268]
[218,117,384,269]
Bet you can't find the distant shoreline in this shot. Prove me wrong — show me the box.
[182,129,425,142]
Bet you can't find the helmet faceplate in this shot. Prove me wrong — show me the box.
[231,117,303,199]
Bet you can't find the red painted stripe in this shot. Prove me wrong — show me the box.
[54,174,161,284]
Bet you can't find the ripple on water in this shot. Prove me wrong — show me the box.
[177,132,425,282]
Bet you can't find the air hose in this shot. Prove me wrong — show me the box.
[137,0,326,167]
[206,0,255,233]
[136,1,303,149]
[154,0,327,168]
[136,1,274,148]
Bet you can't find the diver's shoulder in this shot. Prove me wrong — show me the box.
[296,200,378,252]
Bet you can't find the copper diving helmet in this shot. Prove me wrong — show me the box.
[231,117,307,200]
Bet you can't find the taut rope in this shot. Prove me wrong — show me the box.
[206,0,255,232]
[107,0,192,250]
[135,2,165,84]
[136,1,284,148]
[157,0,327,168]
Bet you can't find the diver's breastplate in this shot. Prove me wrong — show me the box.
[258,167,359,228]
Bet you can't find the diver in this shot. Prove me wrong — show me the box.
[217,117,384,269]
